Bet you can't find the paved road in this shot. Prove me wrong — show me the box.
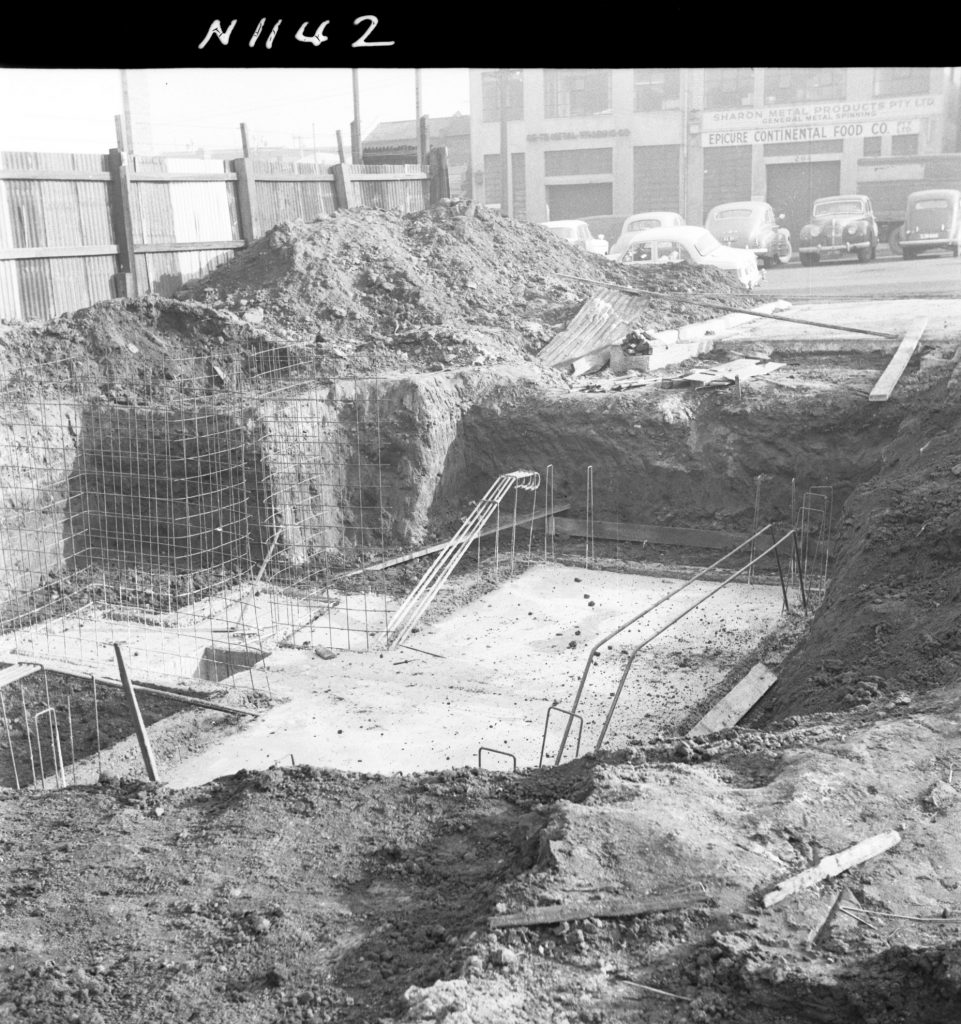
[755,247,961,302]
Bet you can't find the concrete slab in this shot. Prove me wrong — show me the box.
[162,563,788,787]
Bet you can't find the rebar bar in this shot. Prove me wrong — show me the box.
[593,529,798,753]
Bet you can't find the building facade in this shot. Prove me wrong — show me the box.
[468,68,961,241]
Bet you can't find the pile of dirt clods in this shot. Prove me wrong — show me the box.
[176,201,757,375]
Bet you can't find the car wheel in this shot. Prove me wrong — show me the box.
[902,249,917,260]
[870,244,878,261]
[888,227,903,256]
[799,252,819,267]
[856,247,871,263]
[777,239,793,265]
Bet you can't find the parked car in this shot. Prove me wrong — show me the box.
[539,219,609,255]
[900,189,961,259]
[608,211,686,260]
[613,226,762,289]
[704,201,792,268]
[797,195,878,266]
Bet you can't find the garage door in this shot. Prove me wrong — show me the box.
[545,183,613,221]
[765,162,841,245]
[703,146,752,214]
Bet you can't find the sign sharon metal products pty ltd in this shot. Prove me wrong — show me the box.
[701,95,941,148]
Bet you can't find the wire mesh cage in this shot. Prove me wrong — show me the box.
[0,356,397,695]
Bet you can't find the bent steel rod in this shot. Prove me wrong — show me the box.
[594,529,797,752]
[557,274,899,340]
[554,522,778,766]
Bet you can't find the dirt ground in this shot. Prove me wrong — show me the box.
[3,205,961,1022]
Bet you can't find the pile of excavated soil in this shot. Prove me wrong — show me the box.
[0,205,757,394]
[3,706,960,1024]
[0,295,304,400]
[176,202,758,376]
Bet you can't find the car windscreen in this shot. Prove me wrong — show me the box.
[711,209,753,220]
[544,225,576,239]
[814,200,865,216]
[626,219,660,232]
[693,233,721,256]
[910,199,950,210]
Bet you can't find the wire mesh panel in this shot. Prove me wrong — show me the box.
[0,359,395,694]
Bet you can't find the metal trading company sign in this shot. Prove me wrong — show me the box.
[701,94,942,147]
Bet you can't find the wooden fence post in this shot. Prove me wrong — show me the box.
[233,157,261,244]
[428,147,451,205]
[332,163,356,210]
[107,147,140,298]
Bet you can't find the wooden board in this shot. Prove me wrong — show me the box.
[762,831,901,908]
[868,317,928,402]
[552,517,748,551]
[687,663,778,737]
[489,893,710,930]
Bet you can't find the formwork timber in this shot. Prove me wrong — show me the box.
[552,516,749,551]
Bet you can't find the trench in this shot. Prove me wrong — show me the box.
[0,346,923,785]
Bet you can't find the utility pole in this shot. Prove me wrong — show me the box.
[415,68,424,165]
[351,68,363,163]
[499,68,512,218]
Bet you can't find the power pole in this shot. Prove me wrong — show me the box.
[499,68,512,218]
[415,68,424,165]
[351,68,363,163]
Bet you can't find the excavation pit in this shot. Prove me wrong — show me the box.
[160,562,791,787]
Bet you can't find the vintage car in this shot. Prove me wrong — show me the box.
[797,195,878,265]
[900,189,961,259]
[614,226,762,289]
[539,219,609,255]
[704,201,792,267]
[608,211,686,259]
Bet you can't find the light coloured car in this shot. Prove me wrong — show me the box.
[614,226,762,289]
[539,219,610,255]
[608,212,686,260]
[705,201,792,267]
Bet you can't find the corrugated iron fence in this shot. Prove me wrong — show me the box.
[0,147,449,321]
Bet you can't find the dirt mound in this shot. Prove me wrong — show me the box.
[757,372,961,721]
[0,294,303,399]
[3,711,960,1024]
[176,202,757,375]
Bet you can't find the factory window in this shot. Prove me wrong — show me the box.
[544,148,613,176]
[481,70,524,122]
[874,67,931,97]
[704,67,754,109]
[892,134,919,156]
[544,69,612,118]
[634,68,680,111]
[863,137,883,156]
[763,67,845,104]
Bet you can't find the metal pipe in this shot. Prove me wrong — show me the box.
[556,274,899,340]
[792,530,809,612]
[114,644,159,783]
[554,521,777,765]
[593,530,795,752]
[768,523,790,613]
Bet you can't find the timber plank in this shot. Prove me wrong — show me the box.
[552,517,748,551]
[687,663,777,737]
[762,831,902,908]
[489,893,710,930]
[868,317,928,402]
